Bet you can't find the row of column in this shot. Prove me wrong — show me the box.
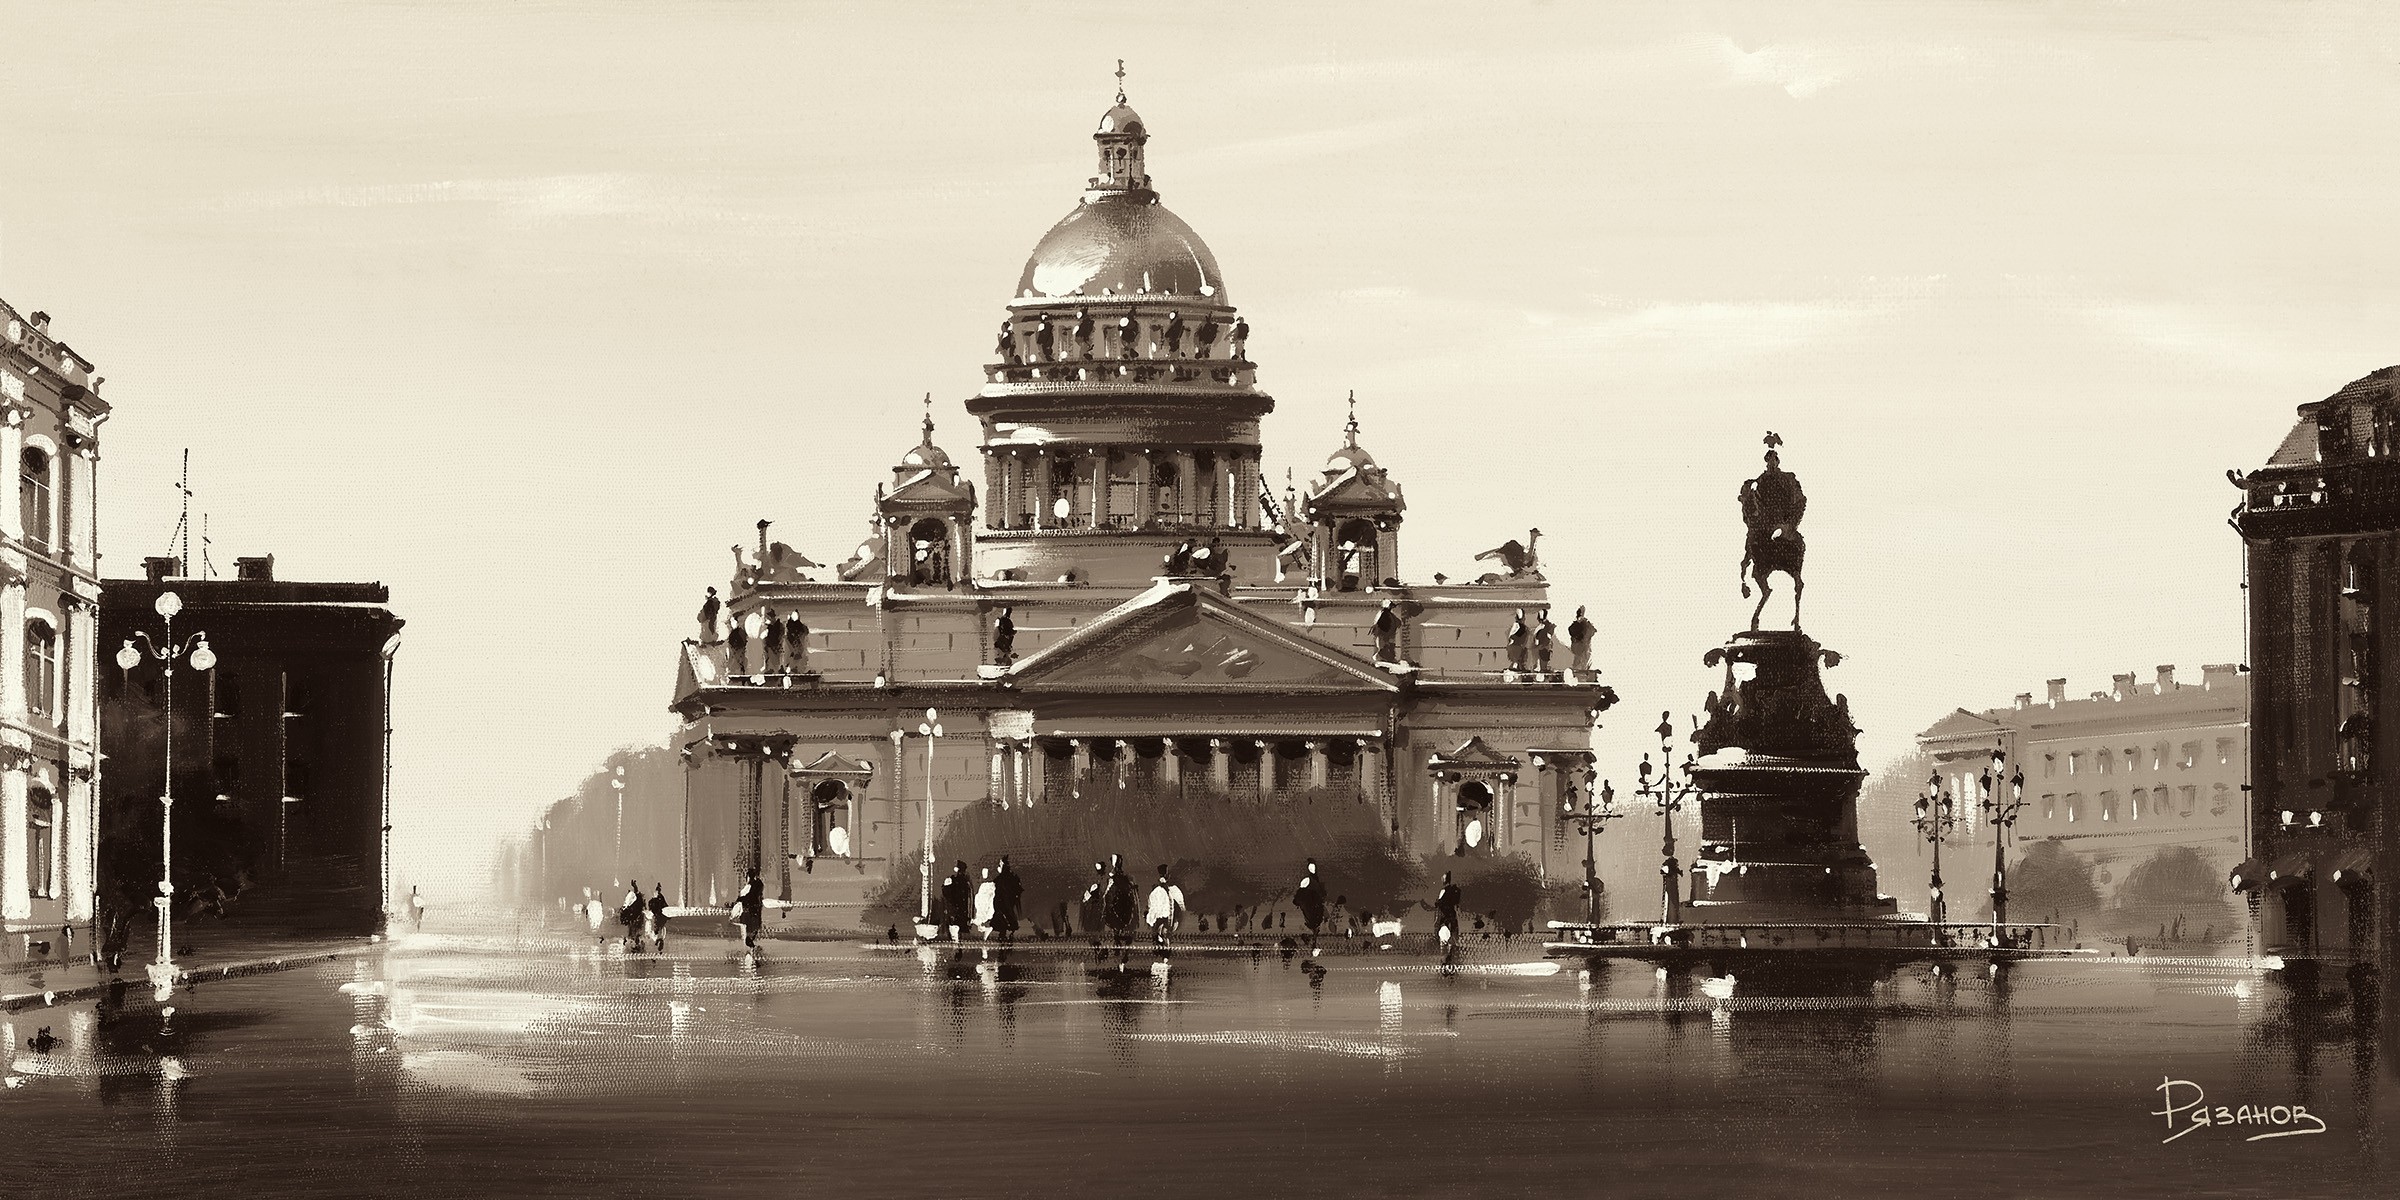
[989,735,1382,806]
[984,446,1261,532]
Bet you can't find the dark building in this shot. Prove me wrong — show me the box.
[98,555,401,940]
[2232,366,2399,1014]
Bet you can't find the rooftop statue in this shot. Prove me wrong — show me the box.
[1739,432,1807,630]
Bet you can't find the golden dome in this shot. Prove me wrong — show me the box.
[1016,197,1225,302]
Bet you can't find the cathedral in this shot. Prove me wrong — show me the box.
[667,91,1613,919]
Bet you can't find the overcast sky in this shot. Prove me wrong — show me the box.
[3,2,2393,898]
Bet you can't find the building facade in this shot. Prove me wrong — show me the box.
[668,96,1613,918]
[2232,366,2400,1002]
[0,299,107,958]
[1912,667,2247,939]
[99,555,402,939]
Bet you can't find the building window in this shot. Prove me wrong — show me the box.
[2043,754,2056,778]
[2209,784,2229,816]
[2154,742,2169,772]
[2100,791,2116,822]
[2068,752,2081,775]
[2215,737,2234,766]
[2179,742,2199,769]
[2131,788,2146,820]
[214,672,241,718]
[286,758,313,800]
[2181,786,2198,817]
[2041,793,2056,821]
[1334,518,1380,592]
[26,787,53,899]
[19,447,50,552]
[2065,793,2081,823]
[23,619,57,718]
[811,779,852,857]
[2098,750,2113,776]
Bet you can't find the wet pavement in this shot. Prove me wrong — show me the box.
[1,919,2392,1199]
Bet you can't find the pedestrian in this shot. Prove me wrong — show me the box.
[696,586,721,643]
[994,854,1024,944]
[1147,865,1187,954]
[620,882,646,951]
[1293,858,1327,951]
[732,866,766,955]
[974,867,998,943]
[942,860,973,943]
[1102,855,1138,949]
[1079,862,1106,941]
[1432,872,1463,961]
[407,884,427,932]
[584,888,606,948]
[649,884,670,953]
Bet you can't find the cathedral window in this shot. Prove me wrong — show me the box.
[1454,781,1495,854]
[1334,518,1379,592]
[27,787,53,899]
[908,518,952,587]
[23,618,57,718]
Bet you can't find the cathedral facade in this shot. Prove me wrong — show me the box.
[667,96,1612,917]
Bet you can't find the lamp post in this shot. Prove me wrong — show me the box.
[1914,772,1958,940]
[1633,712,1701,925]
[1978,750,2027,939]
[114,590,216,997]
[1557,767,1622,926]
[611,766,626,881]
[891,707,943,926]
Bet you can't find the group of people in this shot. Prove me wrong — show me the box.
[1162,538,1231,578]
[695,587,812,677]
[1067,855,1190,951]
[1502,606,1598,675]
[936,856,1028,944]
[583,882,672,953]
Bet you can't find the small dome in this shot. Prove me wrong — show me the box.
[1017,198,1225,301]
[1325,444,1376,473]
[1097,103,1145,136]
[902,442,951,469]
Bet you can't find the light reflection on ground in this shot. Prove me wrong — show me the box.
[1,922,2392,1199]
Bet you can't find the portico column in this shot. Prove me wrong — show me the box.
[1135,450,1156,524]
[989,739,1007,804]
[1356,738,1378,800]
[1498,775,1515,852]
[772,771,791,899]
[1175,451,1197,524]
[1070,739,1090,798]
[1306,741,1327,790]
[1,759,28,921]
[1256,740,1277,797]
[1161,740,1181,788]
[1235,451,1258,528]
[1032,452,1052,530]
[1208,739,1230,792]
[738,757,764,873]
[1089,454,1108,529]
[1022,739,1043,804]
[64,765,92,920]
[982,450,1001,530]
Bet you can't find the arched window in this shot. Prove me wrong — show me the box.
[26,787,53,898]
[24,619,56,717]
[1455,781,1495,854]
[20,447,51,552]
[907,518,952,587]
[1334,518,1379,593]
[812,779,851,857]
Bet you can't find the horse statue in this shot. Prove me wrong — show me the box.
[1738,434,1807,630]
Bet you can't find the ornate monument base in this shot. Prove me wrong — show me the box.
[1685,629,1894,923]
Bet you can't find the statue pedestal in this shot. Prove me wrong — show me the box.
[1686,629,1894,923]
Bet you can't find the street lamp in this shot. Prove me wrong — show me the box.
[114,590,216,997]
[1978,750,2028,940]
[1557,768,1622,926]
[611,766,626,879]
[891,707,943,928]
[1914,772,1958,939]
[1633,712,1700,925]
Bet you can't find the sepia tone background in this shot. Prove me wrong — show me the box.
[1,0,2392,901]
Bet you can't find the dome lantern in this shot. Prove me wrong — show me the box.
[1091,60,1151,195]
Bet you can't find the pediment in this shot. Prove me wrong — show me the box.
[795,750,877,776]
[1010,583,1395,692]
[1430,736,1519,769]
[1308,470,1405,513]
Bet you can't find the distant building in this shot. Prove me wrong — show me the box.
[99,555,401,938]
[1912,666,2247,939]
[2232,366,2400,1003]
[0,299,108,960]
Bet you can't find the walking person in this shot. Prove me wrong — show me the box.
[620,882,646,952]
[994,854,1024,945]
[1147,866,1187,955]
[1102,855,1138,949]
[974,867,998,943]
[648,884,671,954]
[1293,858,1328,952]
[941,860,973,943]
[732,867,766,955]
[407,885,427,933]
[1432,872,1463,964]
[584,888,607,949]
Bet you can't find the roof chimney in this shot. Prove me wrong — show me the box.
[236,555,275,582]
[2202,663,2240,689]
[2046,678,2066,706]
[143,555,180,584]
[2014,693,2034,711]
[2111,673,2138,701]
[2155,665,2176,693]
